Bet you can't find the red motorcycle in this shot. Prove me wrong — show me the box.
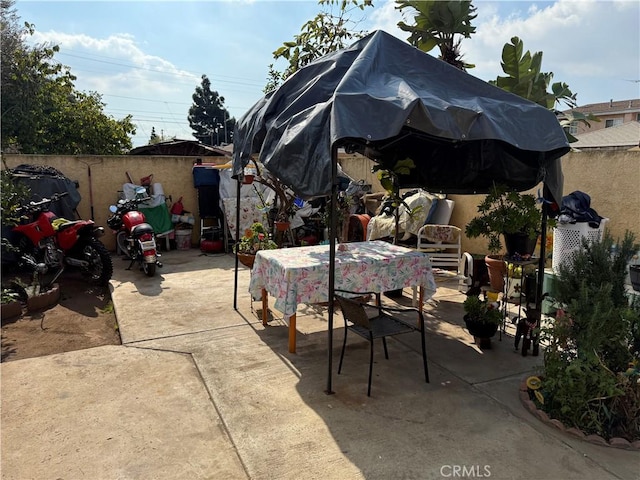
[107,189,162,277]
[11,192,113,286]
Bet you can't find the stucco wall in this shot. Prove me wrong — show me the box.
[339,150,640,254]
[1,155,227,251]
[3,150,638,255]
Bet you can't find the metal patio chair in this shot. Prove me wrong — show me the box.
[334,289,429,396]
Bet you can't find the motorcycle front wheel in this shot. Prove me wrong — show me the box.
[116,231,129,257]
[142,261,156,277]
[80,238,113,285]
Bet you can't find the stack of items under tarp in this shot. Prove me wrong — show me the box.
[365,189,445,242]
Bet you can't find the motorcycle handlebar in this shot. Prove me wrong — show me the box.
[18,191,69,214]
[118,196,152,210]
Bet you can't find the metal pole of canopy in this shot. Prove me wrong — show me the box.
[233,177,241,310]
[326,145,338,395]
[532,207,548,356]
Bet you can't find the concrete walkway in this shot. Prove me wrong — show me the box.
[2,249,638,479]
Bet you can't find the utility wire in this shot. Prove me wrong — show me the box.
[56,50,265,87]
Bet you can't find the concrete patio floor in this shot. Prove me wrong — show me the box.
[1,248,638,479]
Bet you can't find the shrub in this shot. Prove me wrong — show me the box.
[539,231,640,440]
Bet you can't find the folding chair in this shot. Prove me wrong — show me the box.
[334,289,429,396]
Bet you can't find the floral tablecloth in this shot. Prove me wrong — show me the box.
[249,240,437,319]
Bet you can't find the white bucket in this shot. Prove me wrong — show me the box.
[175,230,192,250]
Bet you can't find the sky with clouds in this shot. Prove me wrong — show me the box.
[15,0,640,147]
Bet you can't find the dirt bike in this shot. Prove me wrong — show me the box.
[107,188,162,277]
[11,192,113,286]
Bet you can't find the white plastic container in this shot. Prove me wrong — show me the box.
[175,229,192,250]
[552,218,608,273]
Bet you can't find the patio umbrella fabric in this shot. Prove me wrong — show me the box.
[232,29,570,206]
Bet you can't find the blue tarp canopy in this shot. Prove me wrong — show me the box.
[232,30,569,207]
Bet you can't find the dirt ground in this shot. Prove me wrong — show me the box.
[1,272,121,362]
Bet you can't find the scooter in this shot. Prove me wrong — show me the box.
[107,188,162,277]
[11,192,113,286]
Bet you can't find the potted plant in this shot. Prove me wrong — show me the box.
[1,285,23,320]
[465,184,542,290]
[465,184,542,256]
[463,294,503,349]
[234,222,278,268]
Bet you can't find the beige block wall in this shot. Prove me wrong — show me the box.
[1,155,228,251]
[3,150,638,255]
[339,150,640,254]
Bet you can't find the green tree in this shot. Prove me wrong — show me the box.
[1,0,135,154]
[188,74,235,146]
[147,127,175,145]
[395,0,476,70]
[149,127,160,144]
[264,0,373,93]
[393,3,593,138]
[489,36,596,141]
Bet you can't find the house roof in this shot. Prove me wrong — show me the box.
[571,121,640,150]
[567,98,640,116]
[129,139,232,157]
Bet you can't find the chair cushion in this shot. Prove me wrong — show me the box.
[420,225,461,244]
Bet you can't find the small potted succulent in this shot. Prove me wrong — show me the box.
[463,294,503,348]
[235,222,278,268]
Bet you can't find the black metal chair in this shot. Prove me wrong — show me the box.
[334,289,429,396]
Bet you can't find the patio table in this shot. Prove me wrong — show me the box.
[249,240,437,353]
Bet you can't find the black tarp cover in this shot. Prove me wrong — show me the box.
[233,30,570,206]
[11,164,81,219]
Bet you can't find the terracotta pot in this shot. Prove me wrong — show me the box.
[237,253,256,269]
[26,283,61,312]
[1,300,22,320]
[274,221,290,232]
[485,255,506,291]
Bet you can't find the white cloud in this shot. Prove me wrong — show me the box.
[30,30,199,96]
[472,1,639,87]
[368,0,639,105]
[367,0,405,40]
